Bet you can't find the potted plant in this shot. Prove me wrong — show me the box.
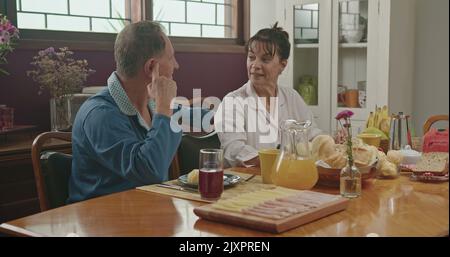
[0,13,19,76]
[27,47,95,131]
[0,14,19,130]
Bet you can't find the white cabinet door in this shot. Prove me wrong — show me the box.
[277,0,383,135]
[283,0,333,134]
[330,0,379,135]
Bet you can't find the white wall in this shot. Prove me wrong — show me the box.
[387,0,416,118]
[413,0,449,135]
[250,0,277,35]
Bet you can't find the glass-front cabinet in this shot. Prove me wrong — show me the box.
[277,0,415,135]
[283,0,332,134]
[331,0,378,135]
[280,0,378,135]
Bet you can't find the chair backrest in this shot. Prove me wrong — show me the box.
[176,132,221,176]
[423,115,449,134]
[168,98,220,177]
[31,132,72,211]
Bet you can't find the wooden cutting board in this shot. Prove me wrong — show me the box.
[194,191,349,234]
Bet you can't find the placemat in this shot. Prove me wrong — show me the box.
[137,170,274,203]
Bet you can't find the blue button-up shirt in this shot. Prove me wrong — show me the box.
[68,72,183,203]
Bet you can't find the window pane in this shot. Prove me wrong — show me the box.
[158,22,170,34]
[17,13,46,29]
[16,0,131,33]
[153,0,185,22]
[301,29,318,39]
[217,4,225,25]
[295,10,311,28]
[205,0,225,4]
[15,0,239,40]
[187,2,216,24]
[70,0,110,18]
[312,11,319,28]
[21,0,67,14]
[171,23,201,37]
[47,15,90,32]
[203,25,225,38]
[153,0,234,38]
[111,0,129,19]
[92,18,130,33]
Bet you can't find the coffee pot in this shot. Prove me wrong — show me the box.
[389,112,412,150]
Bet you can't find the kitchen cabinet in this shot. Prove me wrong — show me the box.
[277,0,416,135]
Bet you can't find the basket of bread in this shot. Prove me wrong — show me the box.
[311,135,404,187]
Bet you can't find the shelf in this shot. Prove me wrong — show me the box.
[0,125,37,135]
[295,43,319,49]
[339,43,367,48]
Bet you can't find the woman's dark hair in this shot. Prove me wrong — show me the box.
[246,22,290,61]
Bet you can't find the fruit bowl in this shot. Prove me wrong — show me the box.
[316,159,378,187]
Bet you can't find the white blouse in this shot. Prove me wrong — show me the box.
[214,81,322,167]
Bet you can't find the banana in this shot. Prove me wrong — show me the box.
[366,112,374,128]
[376,107,383,128]
[364,105,391,139]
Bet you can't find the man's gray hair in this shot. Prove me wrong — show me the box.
[114,21,166,78]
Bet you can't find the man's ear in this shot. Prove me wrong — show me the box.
[144,58,157,79]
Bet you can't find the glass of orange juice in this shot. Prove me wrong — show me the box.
[258,149,279,184]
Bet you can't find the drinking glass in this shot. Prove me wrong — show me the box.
[199,149,224,200]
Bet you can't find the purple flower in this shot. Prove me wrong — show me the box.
[44,47,55,55]
[335,110,354,120]
[335,110,355,166]
[0,14,20,73]
[27,46,95,98]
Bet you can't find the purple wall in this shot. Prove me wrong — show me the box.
[0,49,247,131]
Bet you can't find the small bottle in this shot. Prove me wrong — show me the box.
[340,162,361,198]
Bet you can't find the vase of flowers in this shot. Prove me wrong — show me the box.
[0,14,20,76]
[336,110,361,198]
[27,47,95,131]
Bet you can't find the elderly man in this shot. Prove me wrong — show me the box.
[68,21,183,203]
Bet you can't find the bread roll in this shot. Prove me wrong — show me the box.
[324,152,347,169]
[187,169,200,185]
[378,160,398,177]
[387,150,403,165]
[311,135,335,161]
[353,146,373,167]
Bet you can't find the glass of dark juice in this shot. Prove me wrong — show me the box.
[199,149,224,201]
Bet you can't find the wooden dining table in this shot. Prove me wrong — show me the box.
[0,167,448,237]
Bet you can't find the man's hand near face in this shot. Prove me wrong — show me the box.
[148,62,177,118]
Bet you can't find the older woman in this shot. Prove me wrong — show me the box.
[214,23,322,167]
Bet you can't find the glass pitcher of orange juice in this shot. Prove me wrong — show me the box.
[271,120,318,190]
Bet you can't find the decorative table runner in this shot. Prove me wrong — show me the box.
[137,170,275,203]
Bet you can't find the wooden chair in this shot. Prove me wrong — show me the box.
[423,115,449,134]
[31,132,72,212]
